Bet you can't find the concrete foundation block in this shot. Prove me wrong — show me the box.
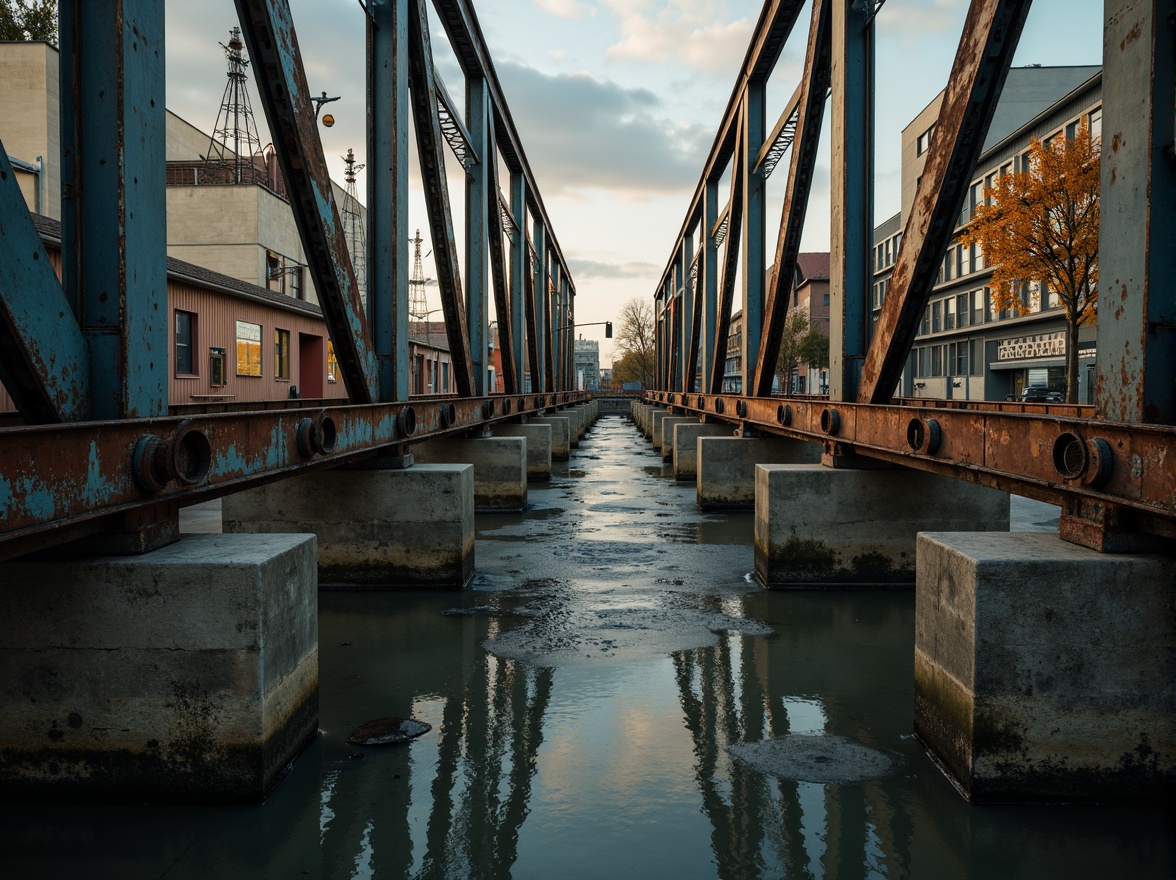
[565,406,587,445]
[0,534,319,803]
[494,423,553,481]
[698,436,820,509]
[673,423,732,481]
[224,465,474,589]
[412,436,527,510]
[659,417,694,460]
[914,531,1175,803]
[533,416,571,461]
[649,409,670,443]
[754,464,1008,586]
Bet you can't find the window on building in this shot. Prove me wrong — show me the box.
[932,301,942,333]
[1089,108,1102,142]
[956,293,969,328]
[175,310,195,375]
[327,341,338,383]
[275,328,290,379]
[972,289,985,325]
[955,341,968,375]
[960,245,973,276]
[822,293,830,307]
[916,124,935,156]
[931,345,943,376]
[236,321,262,376]
[266,251,282,293]
[969,339,984,375]
[984,173,996,206]
[289,266,303,300]
[919,306,930,336]
[944,297,956,330]
[442,362,450,392]
[916,347,928,378]
[1065,120,1078,141]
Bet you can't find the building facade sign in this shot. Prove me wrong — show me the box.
[997,331,1066,362]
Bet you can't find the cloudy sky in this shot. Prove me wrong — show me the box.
[164,0,1103,365]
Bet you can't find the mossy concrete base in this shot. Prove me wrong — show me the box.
[915,531,1175,803]
[0,534,319,803]
[754,464,1008,586]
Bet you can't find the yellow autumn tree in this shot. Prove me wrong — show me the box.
[959,123,1099,403]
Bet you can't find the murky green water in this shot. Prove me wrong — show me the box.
[1,415,1171,879]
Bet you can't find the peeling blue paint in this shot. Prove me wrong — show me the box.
[0,475,12,523]
[81,440,118,506]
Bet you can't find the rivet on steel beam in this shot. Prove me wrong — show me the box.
[821,408,841,436]
[1051,431,1087,480]
[1082,438,1114,488]
[440,402,457,428]
[398,406,417,438]
[777,404,792,426]
[131,435,168,493]
[295,417,318,458]
[906,417,942,455]
[168,422,212,487]
[315,414,338,454]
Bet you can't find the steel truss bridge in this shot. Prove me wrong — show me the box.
[0,0,588,561]
[648,0,1175,552]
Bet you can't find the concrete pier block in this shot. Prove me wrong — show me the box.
[224,465,474,588]
[0,534,318,803]
[634,404,651,433]
[649,409,671,443]
[658,416,694,459]
[754,464,1008,586]
[565,406,587,445]
[698,436,820,509]
[494,423,553,481]
[673,423,732,481]
[914,531,1175,803]
[533,416,571,461]
[413,436,527,510]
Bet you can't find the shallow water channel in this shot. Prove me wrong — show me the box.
[2,414,1171,879]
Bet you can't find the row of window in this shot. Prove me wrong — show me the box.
[175,310,292,382]
[913,340,985,378]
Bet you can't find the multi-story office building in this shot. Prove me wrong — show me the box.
[873,65,1102,402]
[574,339,601,391]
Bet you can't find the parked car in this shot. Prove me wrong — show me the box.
[1019,385,1063,403]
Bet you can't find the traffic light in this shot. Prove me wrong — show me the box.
[605,321,613,338]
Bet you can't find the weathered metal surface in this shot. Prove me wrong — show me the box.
[509,172,527,391]
[857,0,1032,404]
[0,148,91,423]
[642,392,1176,539]
[235,0,378,404]
[752,0,831,397]
[533,223,548,393]
[434,70,481,168]
[1096,0,1176,425]
[466,74,490,396]
[828,0,873,403]
[487,130,517,393]
[0,394,590,561]
[701,179,719,389]
[406,0,475,397]
[710,114,746,394]
[739,82,767,395]
[523,234,541,390]
[367,0,411,402]
[60,0,168,420]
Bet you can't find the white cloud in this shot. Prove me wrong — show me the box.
[602,0,754,75]
[534,0,597,19]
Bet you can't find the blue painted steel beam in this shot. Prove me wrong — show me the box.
[367,0,411,402]
[234,0,379,404]
[60,0,167,420]
[486,111,517,393]
[740,82,766,395]
[510,172,527,391]
[1098,0,1176,424]
[857,0,1030,404]
[0,148,91,422]
[829,0,874,403]
[466,74,489,396]
[679,237,694,392]
[533,221,547,392]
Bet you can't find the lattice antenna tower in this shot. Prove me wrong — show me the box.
[206,27,264,184]
[341,148,367,306]
[409,229,430,321]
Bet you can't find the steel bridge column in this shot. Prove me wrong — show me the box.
[534,222,547,393]
[740,82,766,395]
[466,74,490,396]
[680,236,695,393]
[509,172,527,392]
[368,0,410,401]
[702,180,719,396]
[1098,0,1176,424]
[829,0,873,403]
[60,0,167,419]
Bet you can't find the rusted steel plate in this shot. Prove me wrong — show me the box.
[647,394,1176,530]
[0,394,589,559]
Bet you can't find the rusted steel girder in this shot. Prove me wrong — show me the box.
[645,392,1176,544]
[0,393,589,562]
[406,0,476,397]
[857,0,1032,404]
[709,114,747,395]
[752,0,832,397]
[486,123,518,393]
[524,236,541,388]
[234,0,378,404]
[0,148,90,423]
